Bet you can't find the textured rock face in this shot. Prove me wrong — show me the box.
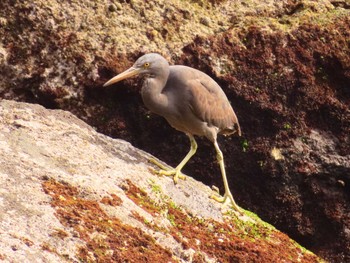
[180,15,350,261]
[0,100,323,262]
[0,0,349,262]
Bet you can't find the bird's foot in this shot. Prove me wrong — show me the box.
[148,158,186,184]
[211,190,243,216]
[157,169,186,184]
[211,190,255,222]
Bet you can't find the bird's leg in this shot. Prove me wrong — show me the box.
[211,140,242,214]
[149,134,197,184]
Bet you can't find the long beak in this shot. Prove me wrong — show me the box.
[103,67,141,87]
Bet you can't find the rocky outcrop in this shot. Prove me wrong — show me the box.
[0,100,323,262]
[0,0,349,261]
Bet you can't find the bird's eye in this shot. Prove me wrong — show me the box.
[143,62,150,68]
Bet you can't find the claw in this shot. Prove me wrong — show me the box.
[148,158,186,183]
[211,185,220,194]
[173,171,186,184]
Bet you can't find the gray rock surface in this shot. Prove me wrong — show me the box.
[0,99,220,262]
[0,100,322,262]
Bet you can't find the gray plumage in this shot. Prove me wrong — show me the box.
[104,53,242,213]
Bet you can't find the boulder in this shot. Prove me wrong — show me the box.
[0,0,349,261]
[0,100,322,262]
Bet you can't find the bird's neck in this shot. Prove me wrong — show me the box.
[141,75,169,116]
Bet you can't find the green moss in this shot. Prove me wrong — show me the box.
[241,138,249,152]
[283,122,292,130]
[227,208,276,241]
[150,182,162,194]
[167,213,177,227]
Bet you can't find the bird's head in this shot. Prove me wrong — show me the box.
[103,53,169,87]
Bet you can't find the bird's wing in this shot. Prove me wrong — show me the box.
[187,77,239,133]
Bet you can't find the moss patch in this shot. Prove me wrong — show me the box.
[42,178,175,262]
[118,180,323,262]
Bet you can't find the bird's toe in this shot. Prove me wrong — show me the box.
[152,169,186,184]
[173,171,186,184]
[211,185,220,194]
[211,192,244,216]
[157,169,175,176]
[210,193,225,203]
[148,158,169,170]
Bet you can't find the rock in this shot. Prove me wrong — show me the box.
[0,0,349,262]
[0,100,322,262]
[180,10,350,262]
[200,17,210,26]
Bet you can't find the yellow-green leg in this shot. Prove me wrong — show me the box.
[149,134,197,184]
[211,140,242,214]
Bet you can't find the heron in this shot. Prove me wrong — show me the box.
[104,53,242,213]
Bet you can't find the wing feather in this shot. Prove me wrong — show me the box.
[187,78,241,135]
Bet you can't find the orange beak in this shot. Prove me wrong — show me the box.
[103,67,141,87]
